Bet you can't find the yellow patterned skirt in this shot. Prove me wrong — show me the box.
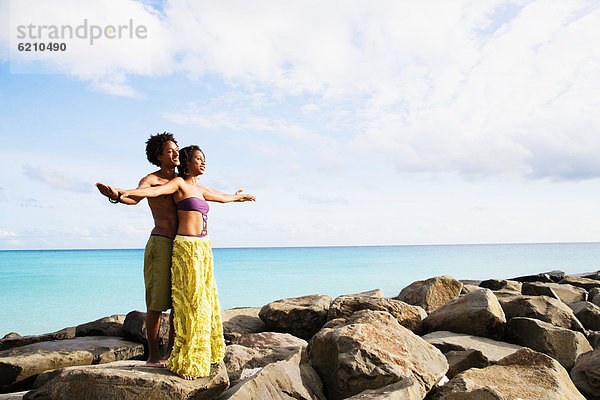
[167,235,225,377]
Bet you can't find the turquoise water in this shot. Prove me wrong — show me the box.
[1,242,600,336]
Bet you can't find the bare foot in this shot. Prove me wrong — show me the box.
[145,360,167,368]
[169,368,196,380]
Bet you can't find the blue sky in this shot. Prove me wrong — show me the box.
[1,0,600,249]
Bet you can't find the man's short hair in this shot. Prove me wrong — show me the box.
[146,132,178,167]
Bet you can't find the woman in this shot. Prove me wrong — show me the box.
[120,145,255,378]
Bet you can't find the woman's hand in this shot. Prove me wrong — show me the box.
[235,190,256,202]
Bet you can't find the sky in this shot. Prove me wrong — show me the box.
[1,0,600,249]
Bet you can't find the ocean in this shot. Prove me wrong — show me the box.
[1,242,600,336]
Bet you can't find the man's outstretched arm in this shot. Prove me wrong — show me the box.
[96,182,142,205]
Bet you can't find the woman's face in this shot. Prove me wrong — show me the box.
[188,149,205,175]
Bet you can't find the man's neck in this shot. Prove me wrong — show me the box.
[157,166,176,180]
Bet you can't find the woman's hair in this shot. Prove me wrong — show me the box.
[145,132,178,167]
[178,145,205,177]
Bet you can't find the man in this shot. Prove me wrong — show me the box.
[96,132,179,367]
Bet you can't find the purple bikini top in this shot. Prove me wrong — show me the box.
[176,197,209,214]
[176,197,209,237]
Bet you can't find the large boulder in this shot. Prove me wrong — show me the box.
[512,270,565,283]
[430,348,586,399]
[498,294,584,331]
[221,307,265,343]
[394,276,463,313]
[569,301,600,331]
[522,282,587,304]
[328,295,426,334]
[259,295,333,340]
[590,287,600,306]
[559,276,600,291]
[570,347,600,400]
[479,279,522,292]
[122,311,170,352]
[422,289,506,340]
[345,377,425,399]
[0,328,75,352]
[75,315,126,337]
[0,337,144,392]
[308,310,447,400]
[507,317,593,370]
[23,360,229,400]
[223,344,299,385]
[422,331,523,363]
[230,332,307,350]
[216,350,325,400]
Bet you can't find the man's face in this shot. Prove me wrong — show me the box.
[157,140,180,168]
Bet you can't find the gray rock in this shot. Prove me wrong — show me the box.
[121,310,170,352]
[349,289,385,297]
[570,347,600,400]
[569,301,600,331]
[422,289,506,340]
[587,331,600,348]
[394,276,463,313]
[479,279,522,292]
[422,331,523,363]
[507,317,592,370]
[221,307,265,343]
[0,392,28,400]
[230,332,307,350]
[217,350,325,400]
[512,270,566,283]
[0,336,144,392]
[345,377,426,399]
[23,360,229,400]
[308,310,447,400]
[459,284,480,295]
[559,276,600,291]
[522,281,587,304]
[328,295,426,334]
[223,344,299,385]
[75,315,126,337]
[259,295,333,340]
[589,287,600,306]
[430,348,586,400]
[443,349,489,379]
[0,328,76,352]
[498,294,584,331]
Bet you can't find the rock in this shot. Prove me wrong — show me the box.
[230,332,307,350]
[0,392,28,400]
[75,315,126,337]
[0,328,76,352]
[430,347,586,400]
[0,336,144,392]
[2,333,21,340]
[422,331,523,364]
[443,349,489,379]
[506,317,592,370]
[522,281,587,304]
[590,287,600,306]
[23,360,229,400]
[479,279,522,292]
[570,347,600,400]
[459,280,481,286]
[216,350,325,400]
[422,289,506,340]
[512,270,565,283]
[259,295,333,340]
[459,284,480,295]
[394,275,463,313]
[121,310,170,352]
[349,289,385,297]
[498,294,584,331]
[221,307,265,342]
[559,276,600,291]
[569,301,600,331]
[308,310,447,400]
[345,377,425,399]
[587,331,600,348]
[223,344,299,384]
[328,295,425,334]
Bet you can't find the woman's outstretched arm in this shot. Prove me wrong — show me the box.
[120,177,183,199]
[203,186,255,203]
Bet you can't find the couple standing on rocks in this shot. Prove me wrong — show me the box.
[96,132,255,379]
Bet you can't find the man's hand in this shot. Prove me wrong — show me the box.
[96,182,119,201]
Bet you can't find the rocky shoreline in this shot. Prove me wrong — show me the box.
[1,270,600,399]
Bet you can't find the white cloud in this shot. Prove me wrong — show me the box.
[0,230,18,238]
[4,0,600,179]
[23,164,91,192]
